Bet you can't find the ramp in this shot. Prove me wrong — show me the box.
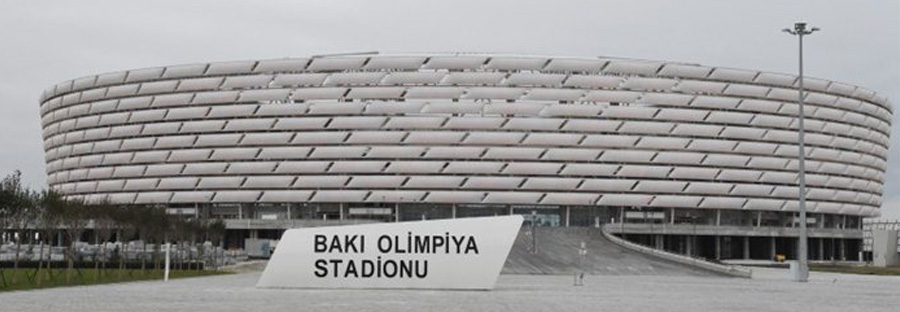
[502,227,717,276]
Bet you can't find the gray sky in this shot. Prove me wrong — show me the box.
[1,0,897,216]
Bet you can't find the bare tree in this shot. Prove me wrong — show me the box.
[59,197,89,284]
[1,171,36,284]
[39,189,68,286]
[112,206,138,279]
[145,208,169,273]
[136,206,159,274]
[0,172,17,287]
[89,201,116,281]
[207,219,226,271]
[33,190,62,287]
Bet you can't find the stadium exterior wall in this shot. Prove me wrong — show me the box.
[38,53,892,260]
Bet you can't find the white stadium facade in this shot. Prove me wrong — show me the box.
[39,52,892,261]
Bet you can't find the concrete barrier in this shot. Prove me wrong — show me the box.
[601,230,753,278]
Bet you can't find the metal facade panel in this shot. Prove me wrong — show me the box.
[41,53,890,219]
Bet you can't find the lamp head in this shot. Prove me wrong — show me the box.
[785,22,819,35]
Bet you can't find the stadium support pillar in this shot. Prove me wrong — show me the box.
[716,210,721,226]
[340,202,345,221]
[686,236,693,257]
[770,237,777,259]
[818,238,824,261]
[565,206,571,227]
[452,204,457,219]
[744,236,750,259]
[840,239,846,261]
[715,237,722,260]
[670,208,675,224]
[395,203,400,222]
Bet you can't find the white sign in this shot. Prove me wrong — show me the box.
[257,215,522,290]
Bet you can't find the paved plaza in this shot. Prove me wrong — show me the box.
[1,267,898,312]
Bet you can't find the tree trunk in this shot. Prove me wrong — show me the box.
[12,230,21,284]
[102,245,107,277]
[93,233,101,283]
[117,243,124,280]
[189,242,194,271]
[154,241,160,272]
[35,239,45,287]
[66,240,74,284]
[45,231,54,282]
[94,246,101,282]
[181,242,185,271]
[141,242,147,274]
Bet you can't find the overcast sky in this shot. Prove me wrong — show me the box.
[1,0,897,217]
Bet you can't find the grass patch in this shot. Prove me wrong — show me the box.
[0,268,230,292]
[810,265,900,276]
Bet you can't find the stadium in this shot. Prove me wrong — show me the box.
[38,52,892,262]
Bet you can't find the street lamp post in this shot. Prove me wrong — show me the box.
[783,22,819,283]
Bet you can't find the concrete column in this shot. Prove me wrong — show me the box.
[451,204,457,219]
[686,236,693,257]
[829,238,835,261]
[395,203,400,222]
[715,236,722,259]
[743,236,750,260]
[508,205,514,216]
[756,211,762,227]
[249,230,258,239]
[619,207,625,223]
[840,239,846,261]
[286,204,292,220]
[818,238,824,261]
[770,237,777,260]
[565,206,571,227]
[340,202,345,221]
[716,209,721,226]
[670,208,675,224]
